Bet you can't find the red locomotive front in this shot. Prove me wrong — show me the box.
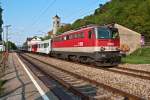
[51,25,121,66]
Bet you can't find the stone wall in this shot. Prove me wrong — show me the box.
[115,24,141,54]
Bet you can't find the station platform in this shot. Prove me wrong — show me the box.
[0,53,58,100]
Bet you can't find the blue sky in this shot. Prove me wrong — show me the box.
[1,0,108,45]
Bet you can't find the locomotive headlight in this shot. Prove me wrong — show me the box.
[100,47,105,51]
[116,47,120,51]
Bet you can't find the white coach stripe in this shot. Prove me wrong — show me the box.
[15,54,49,100]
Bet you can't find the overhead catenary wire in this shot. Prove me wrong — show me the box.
[23,0,57,33]
[38,0,102,32]
[31,0,56,28]
[62,0,103,23]
[23,0,105,37]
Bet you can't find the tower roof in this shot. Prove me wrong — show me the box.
[54,14,60,18]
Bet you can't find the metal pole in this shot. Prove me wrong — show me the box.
[2,28,4,51]
[4,25,11,52]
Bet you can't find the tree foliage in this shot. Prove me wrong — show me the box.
[41,35,51,40]
[57,24,72,34]
[0,5,3,42]
[5,41,17,50]
[58,0,150,40]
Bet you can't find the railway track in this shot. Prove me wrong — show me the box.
[19,54,77,100]
[108,67,150,80]
[26,52,150,81]
[19,53,142,100]
[39,52,150,81]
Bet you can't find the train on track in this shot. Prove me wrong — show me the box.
[21,25,121,66]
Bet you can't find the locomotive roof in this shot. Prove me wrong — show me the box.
[54,24,116,38]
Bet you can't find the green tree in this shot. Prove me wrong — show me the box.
[5,41,17,50]
[0,5,3,42]
[57,0,150,40]
[57,24,72,34]
[42,35,51,40]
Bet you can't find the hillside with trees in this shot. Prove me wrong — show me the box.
[58,0,150,40]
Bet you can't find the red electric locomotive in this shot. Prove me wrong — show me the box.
[51,24,121,66]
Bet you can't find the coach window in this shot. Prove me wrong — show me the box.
[80,32,84,38]
[77,33,80,38]
[44,43,48,48]
[75,34,78,38]
[66,35,69,40]
[58,37,60,41]
[72,34,75,39]
[44,43,46,48]
[57,37,59,41]
[88,30,92,39]
[64,36,67,40]
[69,35,72,39]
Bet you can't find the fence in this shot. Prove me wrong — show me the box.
[0,52,9,78]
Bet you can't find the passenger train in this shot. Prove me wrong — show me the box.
[22,25,121,66]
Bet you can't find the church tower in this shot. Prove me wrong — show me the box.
[52,15,60,35]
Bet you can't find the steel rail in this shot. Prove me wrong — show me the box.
[22,53,143,100]
[19,54,91,100]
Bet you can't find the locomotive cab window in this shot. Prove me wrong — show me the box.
[97,28,111,39]
[97,27,119,39]
[111,28,119,39]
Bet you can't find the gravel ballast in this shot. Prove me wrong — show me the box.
[26,53,150,99]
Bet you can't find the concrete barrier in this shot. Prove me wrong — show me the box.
[115,24,141,54]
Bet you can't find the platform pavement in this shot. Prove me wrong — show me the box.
[0,53,58,100]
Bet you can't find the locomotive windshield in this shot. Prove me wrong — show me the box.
[97,27,119,39]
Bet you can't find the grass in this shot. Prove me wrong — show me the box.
[0,80,7,96]
[122,47,150,64]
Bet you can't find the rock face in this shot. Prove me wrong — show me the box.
[115,24,141,54]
